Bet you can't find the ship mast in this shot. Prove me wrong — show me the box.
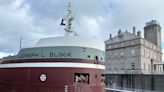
[61,0,77,36]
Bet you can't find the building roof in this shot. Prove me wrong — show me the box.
[146,20,160,26]
[105,31,140,44]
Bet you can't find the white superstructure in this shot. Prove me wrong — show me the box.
[34,36,105,51]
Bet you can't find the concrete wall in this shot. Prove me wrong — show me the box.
[105,74,164,91]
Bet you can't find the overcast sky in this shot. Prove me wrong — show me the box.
[0,0,164,60]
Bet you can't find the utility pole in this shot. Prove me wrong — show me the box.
[20,37,22,50]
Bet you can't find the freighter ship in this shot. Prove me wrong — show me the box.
[0,1,105,92]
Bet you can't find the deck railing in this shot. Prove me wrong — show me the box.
[106,70,164,75]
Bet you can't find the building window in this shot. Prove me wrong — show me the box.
[109,45,112,49]
[131,41,134,45]
[145,42,147,46]
[144,63,146,70]
[131,49,135,55]
[150,53,153,58]
[154,65,156,70]
[131,63,135,70]
[144,49,146,56]
[147,52,150,57]
[121,43,124,47]
[114,44,117,48]
[120,52,124,57]
[154,55,157,59]
[114,52,118,57]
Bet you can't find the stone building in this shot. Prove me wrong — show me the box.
[105,20,163,74]
[105,20,163,91]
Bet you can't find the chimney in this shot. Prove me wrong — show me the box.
[118,29,123,38]
[133,26,136,35]
[118,29,122,36]
[137,31,141,37]
[109,34,112,39]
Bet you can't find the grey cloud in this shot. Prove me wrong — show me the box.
[22,0,67,20]
[19,0,115,40]
[0,0,13,6]
[0,0,164,58]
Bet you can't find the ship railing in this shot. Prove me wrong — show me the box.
[1,55,17,61]
[105,70,142,74]
[105,70,164,75]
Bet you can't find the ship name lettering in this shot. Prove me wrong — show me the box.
[19,53,39,58]
[49,52,72,57]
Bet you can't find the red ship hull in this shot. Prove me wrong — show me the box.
[0,62,105,92]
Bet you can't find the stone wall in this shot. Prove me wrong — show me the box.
[105,74,164,91]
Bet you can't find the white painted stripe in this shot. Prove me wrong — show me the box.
[0,62,105,69]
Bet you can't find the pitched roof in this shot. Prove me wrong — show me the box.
[105,31,140,44]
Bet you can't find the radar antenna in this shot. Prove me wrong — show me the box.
[61,0,77,36]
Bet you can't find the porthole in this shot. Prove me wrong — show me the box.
[95,56,99,61]
[87,55,91,58]
[40,74,47,82]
